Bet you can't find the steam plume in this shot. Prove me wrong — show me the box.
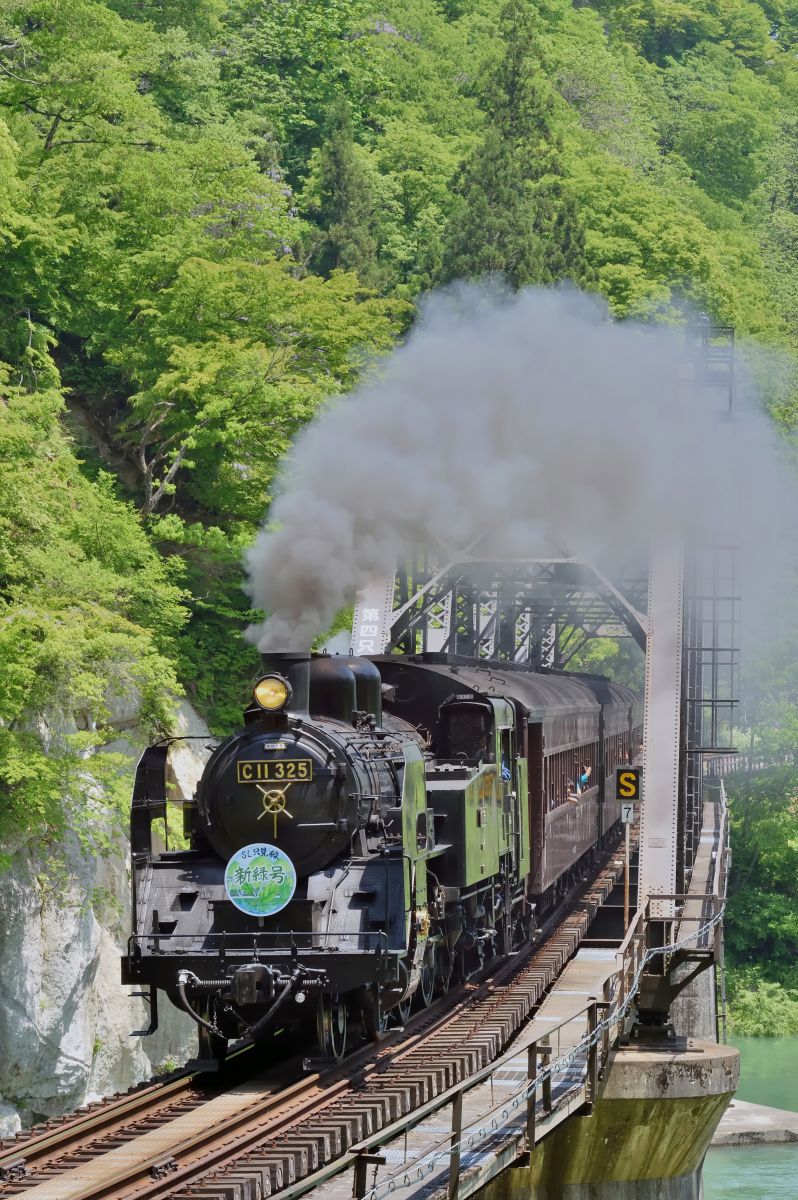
[246,286,792,651]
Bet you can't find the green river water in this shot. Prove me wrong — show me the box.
[703,1038,798,1199]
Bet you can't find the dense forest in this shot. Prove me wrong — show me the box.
[1,0,797,1018]
[724,768,798,1034]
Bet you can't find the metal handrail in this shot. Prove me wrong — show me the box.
[347,788,731,1200]
[277,876,729,1200]
[128,929,390,955]
[350,902,729,1200]
[703,752,781,777]
[157,797,732,1200]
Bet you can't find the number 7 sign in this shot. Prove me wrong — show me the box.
[621,803,635,824]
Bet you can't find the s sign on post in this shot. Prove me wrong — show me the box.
[617,768,641,929]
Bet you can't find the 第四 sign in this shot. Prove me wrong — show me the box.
[224,843,297,917]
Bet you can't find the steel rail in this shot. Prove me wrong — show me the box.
[0,969,503,1199]
[0,1073,200,1175]
[1,834,633,1200]
[137,837,633,1200]
[0,988,491,1200]
[0,1043,279,1183]
[114,959,553,1200]
[353,799,728,1200]
[84,993,503,1200]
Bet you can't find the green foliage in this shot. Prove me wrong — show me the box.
[661,45,777,203]
[220,0,371,175]
[590,0,775,64]
[107,256,405,518]
[741,636,798,762]
[0,371,186,860]
[443,0,593,289]
[367,117,461,295]
[725,768,798,985]
[2,0,798,883]
[148,516,262,731]
[108,0,225,41]
[727,971,798,1036]
[565,634,646,690]
[151,801,189,851]
[304,99,380,285]
[722,768,798,1033]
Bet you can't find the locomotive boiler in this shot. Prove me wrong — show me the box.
[123,650,640,1063]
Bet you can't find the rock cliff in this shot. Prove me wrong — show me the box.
[0,701,214,1131]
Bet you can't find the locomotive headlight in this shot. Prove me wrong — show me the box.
[253,674,291,711]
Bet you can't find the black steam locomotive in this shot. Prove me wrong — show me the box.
[123,652,641,1062]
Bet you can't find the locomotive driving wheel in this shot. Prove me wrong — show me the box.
[359,985,388,1041]
[417,943,436,1009]
[435,941,453,995]
[317,993,347,1062]
[396,993,413,1025]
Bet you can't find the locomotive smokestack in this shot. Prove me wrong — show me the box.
[260,651,310,715]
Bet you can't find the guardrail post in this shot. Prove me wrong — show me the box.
[617,960,626,1011]
[448,1090,463,1200]
[353,1153,386,1200]
[587,1000,598,1103]
[541,1042,552,1114]
[526,1044,537,1149]
[602,978,611,1063]
[353,1157,367,1200]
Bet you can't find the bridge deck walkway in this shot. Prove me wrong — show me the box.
[520,947,616,1060]
[678,790,724,950]
[311,950,618,1200]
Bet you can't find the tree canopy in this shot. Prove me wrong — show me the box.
[443,0,592,288]
[2,0,798,859]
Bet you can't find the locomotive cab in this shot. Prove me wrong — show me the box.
[437,697,516,786]
[438,700,496,765]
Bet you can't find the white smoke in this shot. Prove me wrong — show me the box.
[245,285,794,651]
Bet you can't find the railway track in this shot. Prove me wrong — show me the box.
[0,835,633,1200]
[0,1080,195,1179]
[0,1039,303,1186]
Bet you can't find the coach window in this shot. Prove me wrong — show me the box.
[546,749,574,808]
[547,760,558,809]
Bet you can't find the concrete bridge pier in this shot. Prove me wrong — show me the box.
[480,1040,739,1200]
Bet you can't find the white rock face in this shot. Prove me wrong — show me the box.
[0,700,214,1127]
[166,700,217,804]
[0,1099,21,1139]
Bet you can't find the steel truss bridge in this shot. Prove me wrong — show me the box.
[353,322,739,901]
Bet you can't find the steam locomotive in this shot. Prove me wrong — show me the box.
[123,651,641,1062]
